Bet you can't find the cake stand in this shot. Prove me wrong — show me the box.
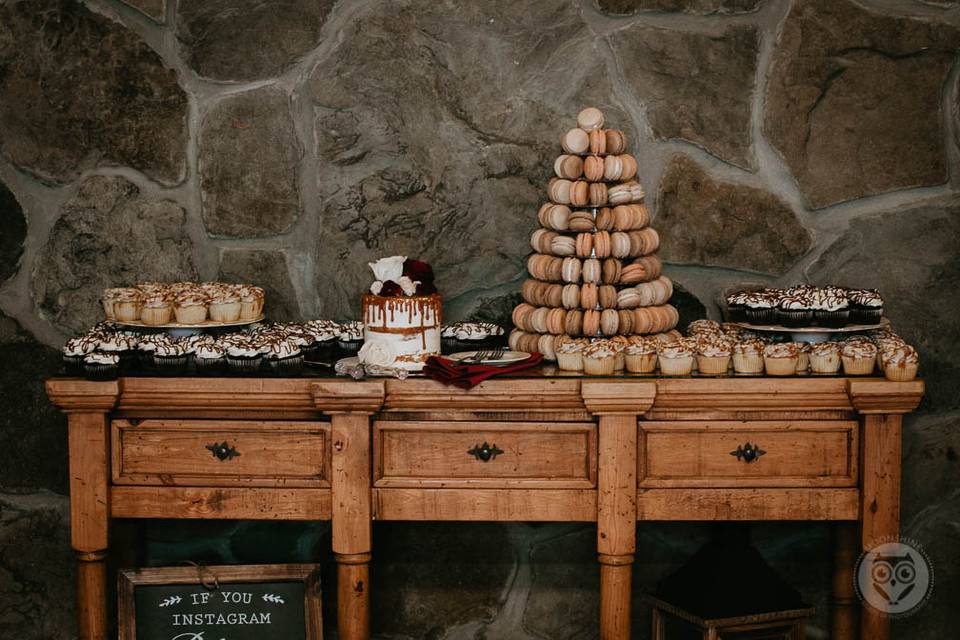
[113,315,264,338]
[731,318,889,343]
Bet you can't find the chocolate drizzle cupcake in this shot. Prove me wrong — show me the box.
[812,286,850,328]
[744,291,776,324]
[776,293,813,328]
[63,336,98,375]
[848,289,883,324]
[84,352,119,381]
[261,337,303,374]
[153,341,188,372]
[337,321,364,358]
[226,339,262,372]
[195,343,226,373]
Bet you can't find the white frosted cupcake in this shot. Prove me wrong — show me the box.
[209,288,242,323]
[658,342,694,376]
[582,341,616,375]
[696,339,732,375]
[174,292,209,325]
[842,341,878,375]
[195,343,227,372]
[732,340,764,374]
[226,339,262,372]
[624,338,658,373]
[763,343,799,376]
[101,288,126,321]
[810,342,841,374]
[140,294,173,326]
[238,285,265,320]
[84,352,119,381]
[112,288,143,322]
[555,340,585,371]
[884,345,919,381]
[795,342,811,373]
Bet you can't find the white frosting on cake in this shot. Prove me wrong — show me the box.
[361,294,441,371]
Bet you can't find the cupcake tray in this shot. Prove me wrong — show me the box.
[114,315,264,337]
[732,318,888,343]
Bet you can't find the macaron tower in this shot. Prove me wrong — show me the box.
[510,107,679,361]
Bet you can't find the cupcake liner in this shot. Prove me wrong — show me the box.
[556,351,584,372]
[809,352,841,374]
[814,309,850,328]
[884,362,918,382]
[266,355,304,375]
[745,308,774,324]
[696,355,730,375]
[776,309,813,328]
[154,355,188,373]
[140,306,172,326]
[84,363,118,381]
[726,306,747,323]
[209,302,242,323]
[732,352,764,374]
[63,355,85,376]
[658,355,694,376]
[174,305,208,325]
[195,358,225,374]
[851,308,883,324]
[228,355,263,372]
[138,351,158,369]
[337,340,363,358]
[764,356,799,376]
[624,352,657,373]
[796,353,810,373]
[842,355,875,376]
[582,355,615,375]
[114,301,142,322]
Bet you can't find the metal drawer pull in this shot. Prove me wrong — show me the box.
[467,442,503,462]
[730,442,765,463]
[206,441,241,461]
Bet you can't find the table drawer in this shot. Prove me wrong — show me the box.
[112,420,330,487]
[639,421,857,488]
[374,421,597,488]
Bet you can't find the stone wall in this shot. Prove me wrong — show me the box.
[0,0,958,638]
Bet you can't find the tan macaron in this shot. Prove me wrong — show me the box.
[538,333,557,360]
[602,257,622,284]
[530,306,549,334]
[583,155,605,182]
[564,309,583,336]
[598,285,618,310]
[618,309,635,335]
[580,283,599,309]
[603,155,622,181]
[619,154,638,180]
[577,107,605,131]
[583,309,601,337]
[546,256,564,281]
[562,283,581,309]
[531,229,555,254]
[581,258,601,284]
[611,231,631,258]
[569,180,589,207]
[595,207,613,231]
[551,235,576,257]
[605,129,626,154]
[575,232,594,258]
[545,284,563,308]
[548,178,573,204]
[554,154,584,180]
[561,257,582,283]
[588,182,608,207]
[593,230,611,258]
[546,204,571,231]
[632,307,651,334]
[561,128,589,154]
[600,309,619,336]
[568,210,595,232]
[589,129,606,155]
[617,288,641,309]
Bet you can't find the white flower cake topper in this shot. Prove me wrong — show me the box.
[358,340,397,368]
[397,276,420,296]
[368,256,406,283]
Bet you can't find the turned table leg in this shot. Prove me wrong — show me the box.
[831,522,858,640]
[68,412,111,640]
[859,414,902,640]
[597,414,638,640]
[330,412,373,640]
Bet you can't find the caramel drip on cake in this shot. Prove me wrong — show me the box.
[363,294,442,350]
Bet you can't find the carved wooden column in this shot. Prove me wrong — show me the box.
[848,380,923,640]
[46,379,120,640]
[313,381,385,640]
[583,381,657,640]
[831,522,859,640]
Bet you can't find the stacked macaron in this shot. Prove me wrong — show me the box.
[511,107,679,360]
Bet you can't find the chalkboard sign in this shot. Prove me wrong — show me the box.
[119,564,322,640]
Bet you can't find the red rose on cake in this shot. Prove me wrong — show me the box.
[360,256,442,371]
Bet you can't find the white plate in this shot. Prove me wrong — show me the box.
[447,350,530,365]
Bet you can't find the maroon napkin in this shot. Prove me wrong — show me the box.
[424,353,544,389]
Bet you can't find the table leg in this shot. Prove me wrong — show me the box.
[597,414,637,640]
[330,412,372,640]
[68,412,111,640]
[831,522,858,640]
[860,414,902,640]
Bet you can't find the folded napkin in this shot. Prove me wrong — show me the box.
[424,353,544,389]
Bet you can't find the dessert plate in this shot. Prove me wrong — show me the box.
[447,350,530,365]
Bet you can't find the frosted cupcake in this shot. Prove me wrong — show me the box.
[152,341,186,372]
[209,288,242,323]
[696,339,732,375]
[63,335,98,375]
[610,336,630,371]
[556,339,585,371]
[884,345,919,381]
[841,341,877,375]
[84,352,119,381]
[688,319,722,338]
[174,292,209,325]
[812,287,850,328]
[732,340,765,374]
[262,337,303,374]
[809,342,841,374]
[238,285,265,321]
[847,289,883,324]
[112,288,143,322]
[582,341,616,375]
[98,332,138,367]
[744,291,776,324]
[136,333,173,368]
[763,343,799,376]
[876,336,906,369]
[658,342,694,376]
[101,288,127,321]
[226,339,262,372]
[795,342,811,373]
[624,339,658,373]
[140,294,173,326]
[337,321,364,357]
[195,343,226,373]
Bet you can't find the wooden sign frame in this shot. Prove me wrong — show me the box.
[118,563,322,640]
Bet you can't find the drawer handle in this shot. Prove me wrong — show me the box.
[206,441,241,461]
[730,442,765,463]
[467,442,503,462]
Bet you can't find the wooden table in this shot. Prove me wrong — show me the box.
[46,372,923,640]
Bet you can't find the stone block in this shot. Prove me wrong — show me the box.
[0,181,26,283]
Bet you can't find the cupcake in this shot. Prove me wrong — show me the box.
[153,341,188,372]
[305,320,339,360]
[744,291,777,324]
[441,322,506,353]
[847,289,883,324]
[555,339,585,371]
[732,340,765,374]
[63,335,98,375]
[795,342,811,373]
[582,341,616,375]
[226,339,262,372]
[624,338,658,373]
[174,291,209,325]
[208,288,242,323]
[84,352,119,381]
[884,345,919,382]
[763,343,800,376]
[688,319,722,337]
[809,342,841,374]
[337,321,364,357]
[657,342,694,376]
[194,343,226,373]
[696,339,732,375]
[842,341,878,375]
[776,294,813,328]
[813,287,850,328]
[238,285,265,321]
[136,333,173,369]
[97,332,138,368]
[283,325,319,359]
[610,336,630,371]
[725,291,750,323]
[140,293,173,326]
[112,288,143,322]
[261,337,303,374]
[876,336,906,370]
[101,288,126,321]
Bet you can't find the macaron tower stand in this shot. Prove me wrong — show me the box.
[509,107,679,360]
